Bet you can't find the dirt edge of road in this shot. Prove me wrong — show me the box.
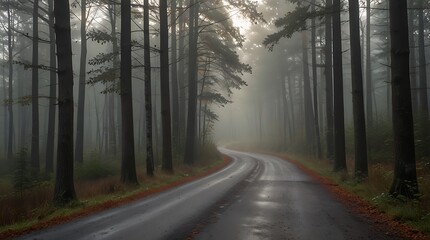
[0,156,232,240]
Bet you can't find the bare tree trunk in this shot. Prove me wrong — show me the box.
[170,0,180,152]
[311,0,322,159]
[120,0,138,184]
[144,0,154,176]
[349,0,368,177]
[178,0,186,151]
[325,0,334,160]
[53,0,77,204]
[332,0,347,171]
[301,30,316,154]
[287,73,295,137]
[7,0,14,160]
[388,0,419,198]
[184,0,199,165]
[31,0,40,175]
[75,0,87,164]
[366,0,373,129]
[160,0,173,172]
[108,3,118,157]
[408,2,418,114]
[418,1,428,114]
[46,0,56,174]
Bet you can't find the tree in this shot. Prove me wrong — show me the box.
[75,0,88,164]
[417,0,428,115]
[45,0,56,174]
[31,0,40,175]
[160,0,173,172]
[184,0,199,165]
[388,0,419,198]
[120,0,138,184]
[349,0,368,177]
[325,0,334,160]
[170,0,180,151]
[332,0,346,172]
[311,0,322,158]
[7,0,14,160]
[144,0,154,176]
[53,0,77,204]
[365,0,373,129]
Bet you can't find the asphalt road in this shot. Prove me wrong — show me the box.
[19,148,397,240]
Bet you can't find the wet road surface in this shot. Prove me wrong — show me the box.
[19,148,398,240]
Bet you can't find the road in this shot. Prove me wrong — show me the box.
[19,148,397,240]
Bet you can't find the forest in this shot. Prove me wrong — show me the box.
[0,0,429,239]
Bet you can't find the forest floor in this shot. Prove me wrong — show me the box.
[0,156,231,240]
[273,152,430,240]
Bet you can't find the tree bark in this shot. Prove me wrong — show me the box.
[184,0,199,165]
[332,0,347,171]
[120,0,138,184]
[170,0,180,152]
[178,0,186,151]
[160,0,173,172]
[365,0,373,130]
[301,30,316,154]
[75,0,87,164]
[408,2,418,114]
[388,0,419,198]
[7,0,14,160]
[349,0,368,177]
[144,0,154,176]
[325,0,334,160]
[31,0,40,175]
[53,0,77,204]
[311,0,322,159]
[46,0,56,174]
[418,1,428,114]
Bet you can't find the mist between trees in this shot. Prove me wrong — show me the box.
[0,0,428,204]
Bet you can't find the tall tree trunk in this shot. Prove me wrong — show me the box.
[160,0,173,172]
[325,0,334,160]
[2,42,7,156]
[388,0,419,198]
[349,0,368,177]
[287,72,295,137]
[53,0,77,204]
[108,3,118,156]
[31,0,40,175]
[178,0,186,150]
[170,0,180,152]
[120,0,138,184]
[75,0,87,164]
[418,1,428,114]
[301,30,316,153]
[332,0,347,171]
[311,0,322,159]
[7,0,14,160]
[184,0,199,165]
[408,2,418,114]
[366,0,373,129]
[46,0,56,174]
[144,0,154,176]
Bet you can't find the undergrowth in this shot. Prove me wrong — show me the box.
[0,146,224,234]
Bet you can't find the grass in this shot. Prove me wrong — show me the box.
[0,155,226,238]
[285,153,430,235]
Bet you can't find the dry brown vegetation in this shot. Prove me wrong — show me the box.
[0,156,228,237]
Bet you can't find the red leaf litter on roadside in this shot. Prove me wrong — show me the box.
[0,156,232,240]
[282,155,429,240]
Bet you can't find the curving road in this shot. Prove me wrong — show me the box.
[19,148,398,240]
